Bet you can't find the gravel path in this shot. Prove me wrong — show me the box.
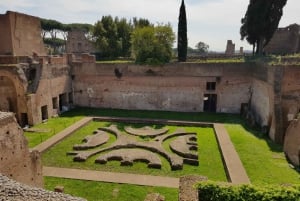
[0,174,86,201]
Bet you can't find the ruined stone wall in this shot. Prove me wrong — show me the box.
[251,64,300,144]
[252,79,273,127]
[0,11,46,56]
[26,61,73,125]
[225,40,235,55]
[0,55,72,126]
[0,76,18,112]
[284,119,300,166]
[0,12,13,55]
[0,112,43,187]
[217,65,252,113]
[72,62,252,113]
[250,65,275,139]
[0,65,29,126]
[66,30,95,54]
[264,24,300,55]
[281,66,300,138]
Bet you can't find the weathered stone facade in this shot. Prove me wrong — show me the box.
[0,11,72,126]
[0,11,46,56]
[0,112,43,187]
[225,40,235,55]
[284,119,300,166]
[0,55,73,126]
[66,30,95,54]
[72,62,252,114]
[264,24,300,55]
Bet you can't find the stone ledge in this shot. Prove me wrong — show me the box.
[0,112,14,126]
[179,175,207,201]
[0,174,86,201]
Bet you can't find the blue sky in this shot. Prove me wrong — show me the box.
[0,0,299,51]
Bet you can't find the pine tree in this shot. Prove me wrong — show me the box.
[178,0,187,62]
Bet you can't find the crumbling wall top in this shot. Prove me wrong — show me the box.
[0,11,46,56]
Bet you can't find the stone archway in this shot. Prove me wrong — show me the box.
[0,76,18,113]
[0,67,28,127]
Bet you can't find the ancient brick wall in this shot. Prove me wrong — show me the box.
[0,112,43,187]
[0,65,29,126]
[66,30,95,54]
[225,40,235,55]
[25,60,72,125]
[264,24,300,55]
[0,11,46,56]
[250,64,275,139]
[0,13,13,55]
[284,119,300,166]
[250,79,273,128]
[72,62,252,113]
[280,66,300,141]
[0,55,72,126]
[252,65,300,144]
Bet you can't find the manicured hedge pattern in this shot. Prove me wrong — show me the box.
[197,182,300,201]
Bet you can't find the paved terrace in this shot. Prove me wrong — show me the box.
[34,116,250,188]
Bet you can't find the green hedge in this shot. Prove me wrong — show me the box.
[197,182,300,201]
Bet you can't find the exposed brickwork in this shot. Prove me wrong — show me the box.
[0,11,46,56]
[284,119,300,166]
[0,112,43,187]
[264,24,300,55]
[66,30,95,54]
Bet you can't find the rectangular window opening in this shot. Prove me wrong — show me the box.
[206,82,216,91]
[52,97,58,109]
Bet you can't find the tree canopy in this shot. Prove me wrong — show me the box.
[178,0,187,62]
[131,24,175,65]
[40,15,175,63]
[40,18,94,54]
[195,41,209,54]
[240,0,287,55]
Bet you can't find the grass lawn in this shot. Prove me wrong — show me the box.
[25,110,86,148]
[25,107,241,148]
[42,121,227,181]
[24,108,300,201]
[226,124,300,184]
[44,177,178,201]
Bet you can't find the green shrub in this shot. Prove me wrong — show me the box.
[197,181,300,201]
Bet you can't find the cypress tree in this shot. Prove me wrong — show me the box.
[240,0,287,55]
[178,0,187,62]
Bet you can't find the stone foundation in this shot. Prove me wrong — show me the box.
[0,112,43,187]
[179,175,207,201]
[0,174,86,201]
[284,119,300,166]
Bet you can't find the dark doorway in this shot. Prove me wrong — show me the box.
[41,105,48,121]
[59,93,67,111]
[203,94,217,112]
[68,92,73,104]
[7,97,16,113]
[20,113,29,127]
[52,97,58,109]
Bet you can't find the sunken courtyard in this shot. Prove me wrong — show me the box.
[1,10,300,201]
